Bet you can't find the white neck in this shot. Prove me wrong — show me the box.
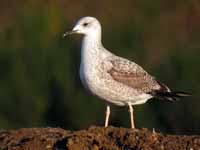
[80,31,112,69]
[81,33,103,61]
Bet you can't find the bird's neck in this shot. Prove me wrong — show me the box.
[81,34,103,58]
[83,33,102,48]
[80,34,106,72]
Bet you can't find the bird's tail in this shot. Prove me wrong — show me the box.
[156,91,192,102]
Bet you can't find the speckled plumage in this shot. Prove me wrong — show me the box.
[77,19,166,106]
[65,16,191,128]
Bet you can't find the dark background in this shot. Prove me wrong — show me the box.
[0,0,199,134]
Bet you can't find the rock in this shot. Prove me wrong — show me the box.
[0,126,200,150]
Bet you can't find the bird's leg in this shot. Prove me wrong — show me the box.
[104,105,110,127]
[128,103,135,129]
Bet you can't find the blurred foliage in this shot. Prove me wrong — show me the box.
[0,0,200,134]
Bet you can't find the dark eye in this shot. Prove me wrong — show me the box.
[83,22,89,27]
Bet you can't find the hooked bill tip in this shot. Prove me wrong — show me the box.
[63,33,67,37]
[63,31,70,38]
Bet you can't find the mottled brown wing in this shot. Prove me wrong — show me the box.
[107,58,168,93]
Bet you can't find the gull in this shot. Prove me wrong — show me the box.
[64,16,191,128]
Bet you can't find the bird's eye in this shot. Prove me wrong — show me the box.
[83,23,89,27]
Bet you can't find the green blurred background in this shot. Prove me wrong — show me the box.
[0,0,199,134]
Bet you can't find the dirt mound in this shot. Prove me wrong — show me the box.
[0,126,200,150]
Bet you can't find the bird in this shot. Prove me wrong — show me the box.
[63,16,191,128]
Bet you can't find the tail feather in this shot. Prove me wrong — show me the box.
[152,80,192,101]
[154,91,192,102]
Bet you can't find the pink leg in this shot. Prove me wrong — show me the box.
[104,105,110,127]
[128,103,135,129]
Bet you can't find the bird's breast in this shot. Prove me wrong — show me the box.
[79,59,100,94]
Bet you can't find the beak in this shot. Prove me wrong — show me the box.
[63,30,78,37]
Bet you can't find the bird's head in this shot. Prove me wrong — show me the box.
[63,17,102,37]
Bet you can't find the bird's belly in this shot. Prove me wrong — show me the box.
[93,82,152,106]
[80,66,152,106]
